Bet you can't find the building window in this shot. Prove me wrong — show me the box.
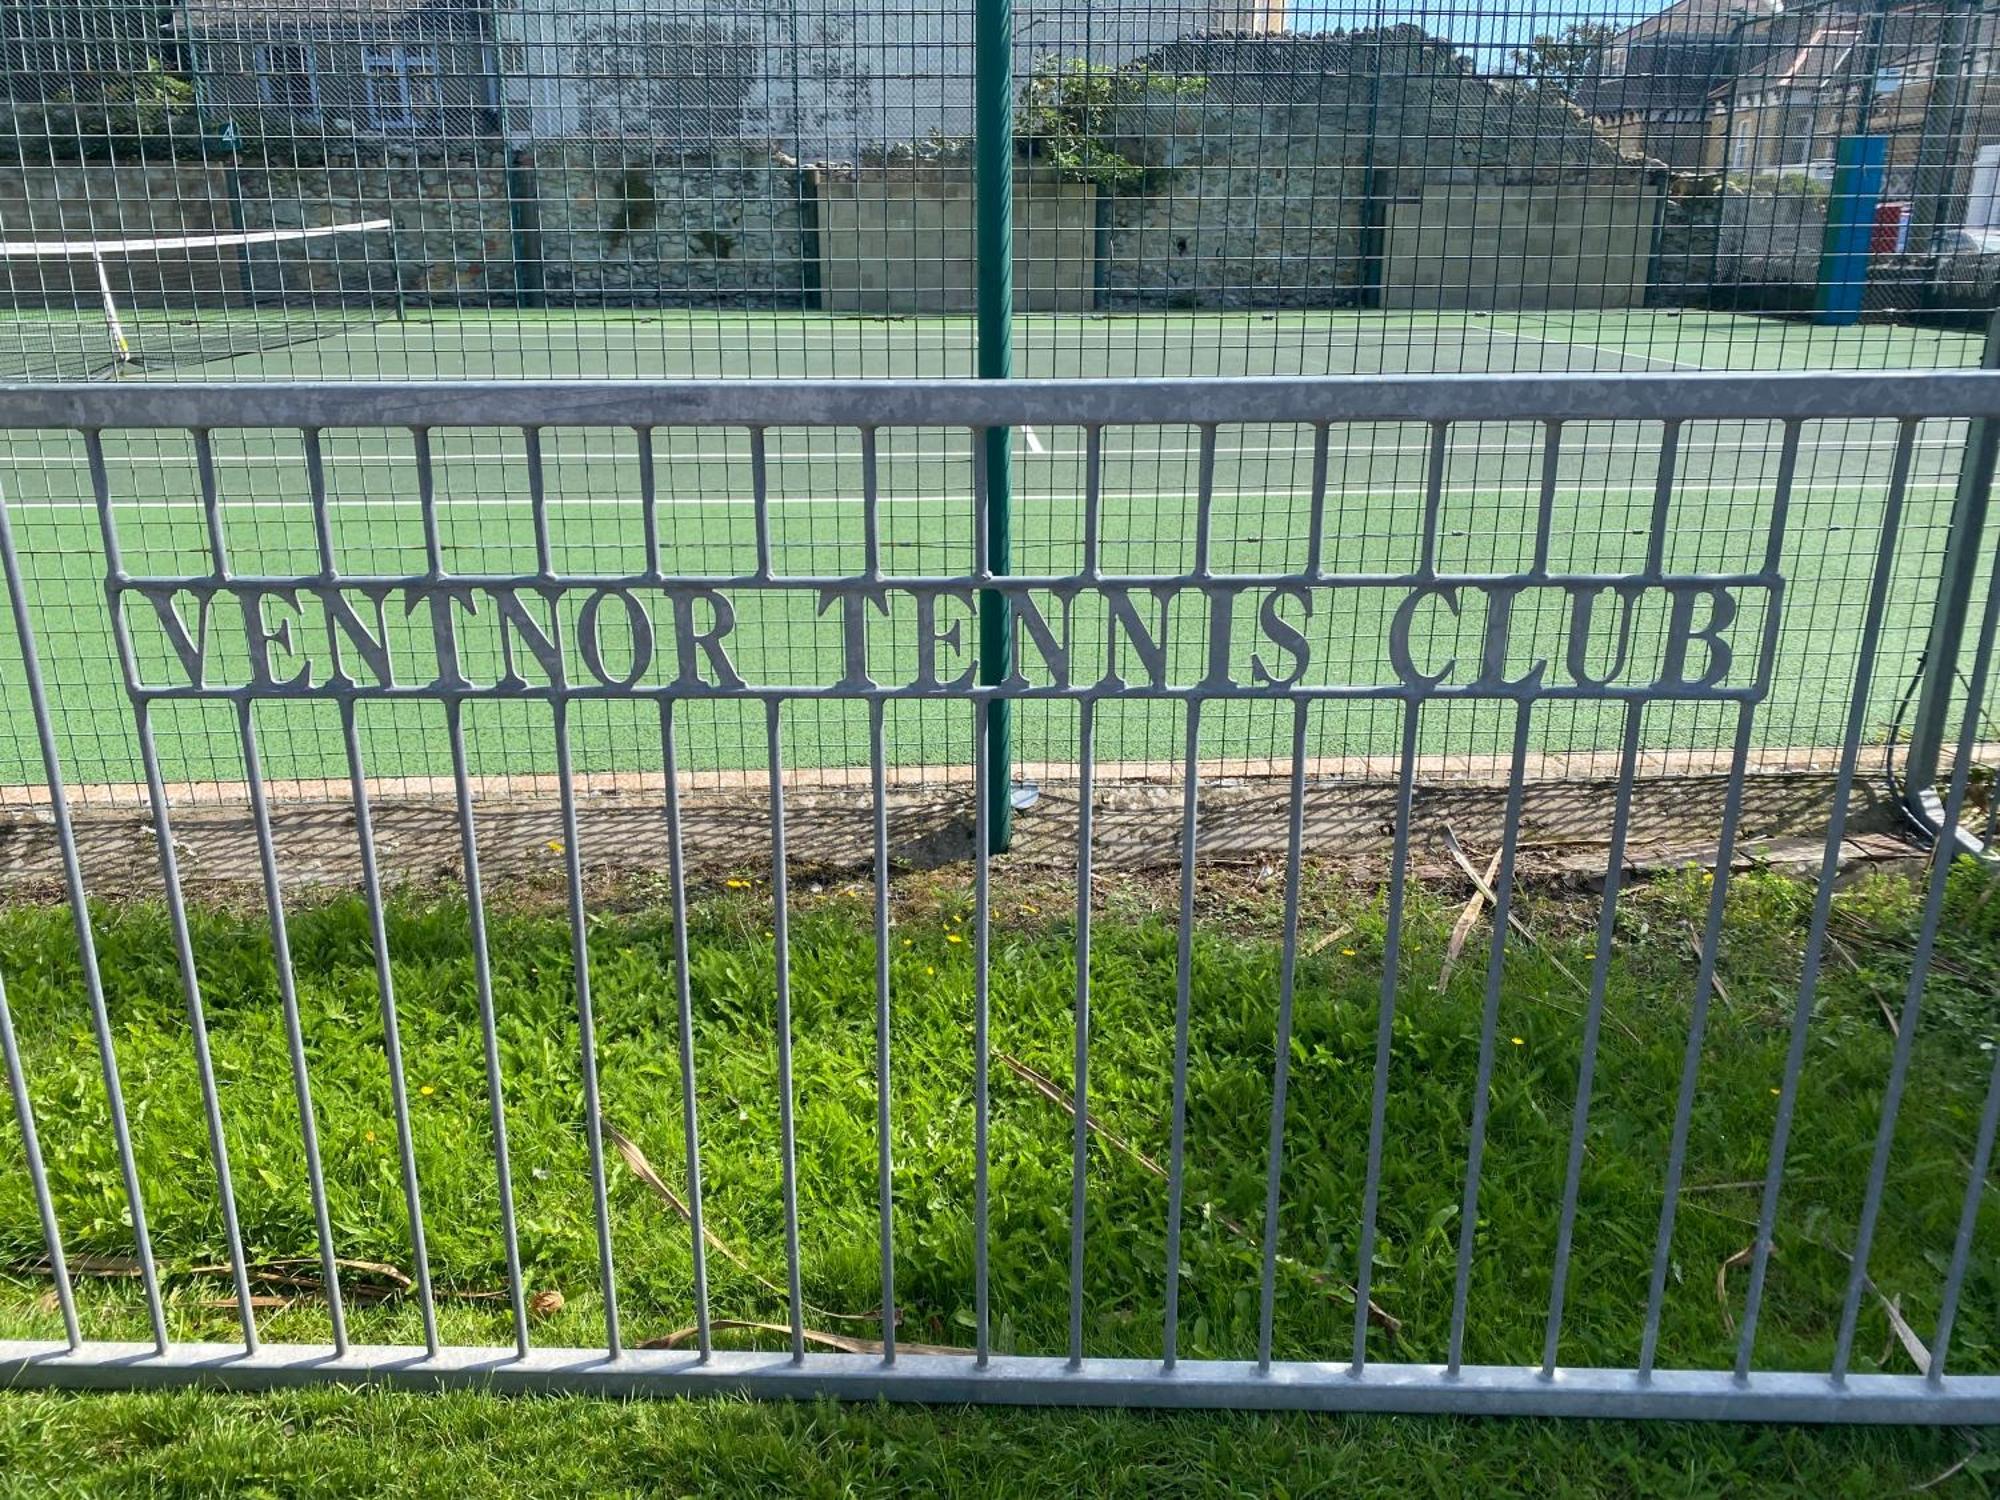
[256,44,319,115]
[362,45,442,131]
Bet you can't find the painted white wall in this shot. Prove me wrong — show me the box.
[493,0,1281,154]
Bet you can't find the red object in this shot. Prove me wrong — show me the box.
[1871,201,1911,256]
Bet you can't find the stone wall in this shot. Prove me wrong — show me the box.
[816,162,1095,314]
[0,163,240,307]
[1094,30,1660,310]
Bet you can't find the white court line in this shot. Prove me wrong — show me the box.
[1482,317,1712,373]
[10,479,1955,514]
[1023,425,1046,455]
[11,434,1951,469]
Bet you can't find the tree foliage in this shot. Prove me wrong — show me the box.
[1017,56,1206,190]
[1509,22,1615,100]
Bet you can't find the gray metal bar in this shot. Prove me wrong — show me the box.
[1256,698,1312,1371]
[0,964,78,1348]
[869,697,895,1365]
[1637,696,1764,1377]
[1193,426,1217,577]
[750,428,773,580]
[413,428,441,576]
[1304,423,1330,578]
[1418,423,1447,578]
[1082,426,1102,580]
[1350,698,1422,1370]
[1832,508,2000,1383]
[636,426,660,581]
[659,699,712,1360]
[552,697,621,1358]
[1446,700,1536,1374]
[339,700,440,1357]
[1643,421,1683,579]
[4,1340,1997,1420]
[525,426,551,576]
[15,372,2000,431]
[0,460,167,1354]
[860,427,880,580]
[236,699,348,1353]
[766,699,806,1364]
[94,438,258,1351]
[1160,699,1202,1369]
[446,697,530,1359]
[1901,317,2000,806]
[1068,698,1095,1369]
[1532,422,1563,578]
[973,696,992,1366]
[1928,1013,2000,1382]
[1542,700,1646,1373]
[1737,422,1918,1374]
[1638,418,1801,1377]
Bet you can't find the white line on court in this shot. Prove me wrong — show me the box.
[1023,426,1045,455]
[10,479,1954,514]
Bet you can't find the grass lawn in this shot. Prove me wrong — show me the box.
[2,854,1999,1492]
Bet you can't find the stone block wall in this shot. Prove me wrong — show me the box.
[815,163,1095,314]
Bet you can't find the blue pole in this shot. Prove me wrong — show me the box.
[1817,135,1888,326]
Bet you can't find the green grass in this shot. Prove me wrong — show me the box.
[3,857,2000,1490]
[0,1387,1992,1496]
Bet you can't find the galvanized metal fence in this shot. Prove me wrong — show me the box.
[2,369,2000,1419]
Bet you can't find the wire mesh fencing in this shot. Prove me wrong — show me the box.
[6,0,2000,788]
[1,369,1998,1417]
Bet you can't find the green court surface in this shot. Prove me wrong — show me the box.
[0,307,1985,791]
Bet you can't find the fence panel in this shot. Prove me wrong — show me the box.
[0,369,1998,1420]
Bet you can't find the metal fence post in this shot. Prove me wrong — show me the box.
[1902,310,2000,821]
[976,0,1015,852]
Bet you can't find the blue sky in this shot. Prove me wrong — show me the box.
[1290,0,1659,63]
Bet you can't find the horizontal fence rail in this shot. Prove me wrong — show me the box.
[1,371,1999,1420]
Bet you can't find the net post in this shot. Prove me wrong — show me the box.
[975,0,1014,852]
[1903,309,2000,822]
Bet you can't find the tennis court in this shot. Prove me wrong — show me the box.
[0,306,1984,792]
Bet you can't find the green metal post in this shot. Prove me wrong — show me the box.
[975,0,1015,851]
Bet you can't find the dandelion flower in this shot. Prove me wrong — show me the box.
[1510,1037,1524,1047]
[546,839,564,854]
[419,1084,436,1097]
[1341,948,1357,957]
[726,878,750,889]
[946,933,964,944]
[925,965,935,977]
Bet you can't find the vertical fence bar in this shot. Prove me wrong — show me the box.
[973,696,993,1364]
[1446,700,1536,1374]
[0,462,166,1354]
[1541,700,1646,1373]
[446,699,530,1359]
[1738,420,1916,1374]
[1904,317,2000,827]
[552,697,621,1358]
[659,699,711,1359]
[765,699,806,1363]
[1160,699,1202,1368]
[1832,513,2000,1382]
[869,697,895,1363]
[1255,698,1312,1371]
[1067,698,1096,1368]
[92,431,260,1351]
[236,700,347,1352]
[1929,1006,2000,1382]
[1350,698,1422,1370]
[309,423,442,1359]
[0,965,77,1348]
[974,0,1014,853]
[1639,415,1800,1380]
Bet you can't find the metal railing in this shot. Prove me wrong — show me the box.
[0,371,1998,1420]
